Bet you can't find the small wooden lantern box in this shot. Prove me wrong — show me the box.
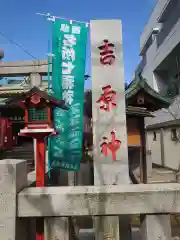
[7,86,68,186]
[8,87,68,138]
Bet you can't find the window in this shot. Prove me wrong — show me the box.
[171,128,178,141]
[153,131,156,141]
[28,107,48,122]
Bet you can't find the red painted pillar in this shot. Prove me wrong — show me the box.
[36,137,45,187]
[36,137,45,240]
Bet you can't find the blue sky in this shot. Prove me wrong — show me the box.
[0,0,156,88]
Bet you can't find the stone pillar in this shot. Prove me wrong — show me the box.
[90,20,131,240]
[68,172,79,239]
[0,159,28,240]
[30,72,41,87]
[140,129,171,240]
[141,215,171,240]
[45,217,69,240]
[44,172,76,240]
[94,216,120,240]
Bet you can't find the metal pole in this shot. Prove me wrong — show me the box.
[35,13,54,240]
[47,17,53,179]
[36,13,56,180]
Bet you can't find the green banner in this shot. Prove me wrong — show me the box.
[49,19,87,171]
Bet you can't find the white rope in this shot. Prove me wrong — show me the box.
[36,12,89,26]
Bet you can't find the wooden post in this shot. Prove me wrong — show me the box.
[160,127,165,166]
[0,160,28,240]
[90,20,131,240]
[139,117,147,183]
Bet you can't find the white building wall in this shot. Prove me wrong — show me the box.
[146,129,162,166]
[147,126,180,171]
[163,127,180,170]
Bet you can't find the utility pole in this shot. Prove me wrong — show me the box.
[0,49,4,60]
[36,13,55,91]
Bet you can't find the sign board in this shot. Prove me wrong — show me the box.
[49,19,88,171]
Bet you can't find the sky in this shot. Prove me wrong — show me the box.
[0,0,156,88]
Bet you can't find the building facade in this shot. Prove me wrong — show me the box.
[139,0,180,171]
[0,74,172,182]
[146,119,180,171]
[145,93,180,171]
[139,0,180,97]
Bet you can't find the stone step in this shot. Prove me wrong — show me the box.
[4,152,33,156]
[132,166,177,183]
[5,149,33,153]
[3,151,33,155]
[3,153,34,159]
[3,158,34,162]
[3,154,34,160]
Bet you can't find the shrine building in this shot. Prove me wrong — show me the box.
[0,75,171,176]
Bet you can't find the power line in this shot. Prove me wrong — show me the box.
[0,31,37,60]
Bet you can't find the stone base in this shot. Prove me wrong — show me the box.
[94,163,130,185]
[45,217,69,240]
[141,214,171,240]
[94,216,120,240]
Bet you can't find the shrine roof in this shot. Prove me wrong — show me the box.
[126,106,153,117]
[125,74,172,111]
[7,86,69,110]
[146,119,180,130]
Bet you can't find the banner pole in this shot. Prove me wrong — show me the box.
[36,13,54,180]
[47,19,52,179]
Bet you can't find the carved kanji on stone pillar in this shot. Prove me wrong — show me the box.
[100,131,121,161]
[98,39,115,65]
[96,85,116,112]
